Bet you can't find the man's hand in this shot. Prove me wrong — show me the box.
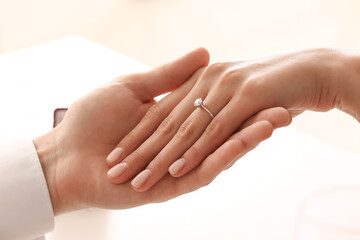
[33,48,210,215]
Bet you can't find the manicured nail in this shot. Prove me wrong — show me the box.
[107,147,123,164]
[169,158,186,176]
[107,163,128,178]
[131,169,151,189]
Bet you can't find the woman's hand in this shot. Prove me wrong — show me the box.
[104,48,360,192]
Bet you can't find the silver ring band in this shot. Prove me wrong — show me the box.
[194,98,214,119]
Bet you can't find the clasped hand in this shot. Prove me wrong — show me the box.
[36,47,289,215]
[103,49,320,192]
[35,46,360,215]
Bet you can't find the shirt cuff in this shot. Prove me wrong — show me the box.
[0,139,55,239]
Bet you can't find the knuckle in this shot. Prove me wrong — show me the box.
[145,103,164,121]
[155,115,176,136]
[118,132,135,149]
[148,156,166,172]
[203,178,213,187]
[204,62,227,76]
[186,146,201,162]
[221,69,239,82]
[113,73,136,84]
[128,150,142,163]
[234,138,247,153]
[176,120,195,140]
[241,77,261,98]
[218,68,248,87]
[205,121,224,138]
[161,64,174,82]
[195,170,213,187]
[161,64,182,87]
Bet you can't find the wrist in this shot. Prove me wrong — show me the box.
[33,130,63,216]
[307,48,360,117]
[336,51,360,120]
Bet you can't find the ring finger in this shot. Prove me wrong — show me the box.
[130,92,232,191]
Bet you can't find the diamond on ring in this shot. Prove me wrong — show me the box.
[194,98,203,107]
[194,98,214,119]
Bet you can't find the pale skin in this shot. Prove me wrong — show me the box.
[107,48,360,192]
[32,48,290,215]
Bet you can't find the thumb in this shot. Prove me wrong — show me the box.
[137,47,210,100]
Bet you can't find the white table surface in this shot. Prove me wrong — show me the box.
[0,36,359,240]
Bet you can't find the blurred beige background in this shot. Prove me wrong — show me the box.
[0,0,359,155]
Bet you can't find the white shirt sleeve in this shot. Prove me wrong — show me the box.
[0,139,55,240]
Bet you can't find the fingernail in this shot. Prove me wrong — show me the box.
[169,158,186,176]
[107,147,124,164]
[107,163,128,178]
[131,169,151,189]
